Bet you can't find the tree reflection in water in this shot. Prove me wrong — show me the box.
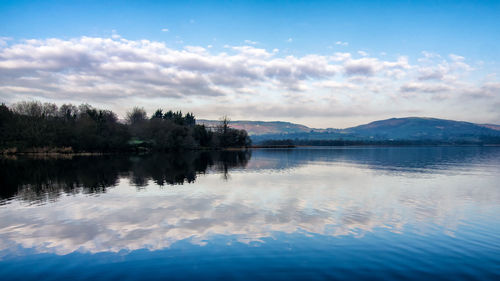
[0,150,251,204]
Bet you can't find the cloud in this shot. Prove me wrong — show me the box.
[0,36,498,126]
[358,51,368,57]
[287,38,293,43]
[231,45,273,58]
[417,66,446,81]
[342,56,410,77]
[0,37,342,106]
[449,54,464,62]
[335,41,348,46]
[400,82,451,93]
[0,37,12,47]
[344,58,377,76]
[161,28,169,32]
[314,80,357,90]
[460,82,500,98]
[416,53,472,82]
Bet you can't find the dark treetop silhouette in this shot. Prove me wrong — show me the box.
[0,101,251,153]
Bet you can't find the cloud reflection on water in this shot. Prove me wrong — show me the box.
[0,147,499,255]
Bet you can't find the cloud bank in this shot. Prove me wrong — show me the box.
[0,36,498,127]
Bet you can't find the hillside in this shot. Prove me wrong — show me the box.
[477,124,500,131]
[344,117,500,141]
[198,117,500,143]
[197,120,313,135]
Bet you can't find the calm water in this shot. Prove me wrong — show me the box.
[0,147,499,280]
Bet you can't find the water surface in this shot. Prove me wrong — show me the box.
[0,147,499,280]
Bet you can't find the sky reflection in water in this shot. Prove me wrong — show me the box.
[0,147,499,280]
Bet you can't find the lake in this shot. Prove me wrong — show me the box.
[0,147,499,280]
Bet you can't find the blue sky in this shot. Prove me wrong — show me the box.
[2,0,499,60]
[0,0,499,127]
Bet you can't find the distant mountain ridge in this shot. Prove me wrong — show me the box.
[197,120,314,135]
[197,117,500,143]
[343,117,500,141]
[477,124,500,131]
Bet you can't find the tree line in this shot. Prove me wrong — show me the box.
[0,101,251,153]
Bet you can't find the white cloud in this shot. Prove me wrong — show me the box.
[358,51,368,57]
[231,45,273,58]
[335,41,348,46]
[418,66,446,81]
[415,53,473,82]
[184,46,206,53]
[161,28,169,32]
[344,58,378,76]
[343,56,409,77]
[449,54,465,62]
[314,80,357,90]
[287,38,293,43]
[400,82,452,93]
[0,37,12,47]
[0,36,498,126]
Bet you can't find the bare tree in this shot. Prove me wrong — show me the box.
[126,107,147,125]
[218,115,230,134]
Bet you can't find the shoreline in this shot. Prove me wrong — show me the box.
[3,143,500,157]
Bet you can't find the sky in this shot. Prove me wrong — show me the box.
[0,0,499,128]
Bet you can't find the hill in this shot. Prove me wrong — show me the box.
[198,117,500,144]
[477,124,500,131]
[197,120,313,135]
[344,117,500,141]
